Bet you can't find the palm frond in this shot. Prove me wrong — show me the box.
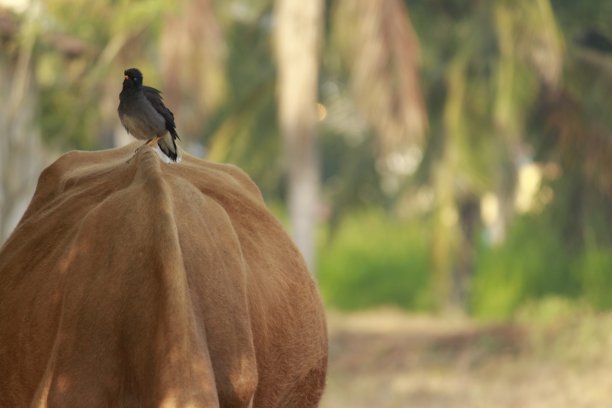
[333,0,428,155]
[159,0,227,137]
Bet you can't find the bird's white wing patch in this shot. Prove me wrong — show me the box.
[154,145,182,164]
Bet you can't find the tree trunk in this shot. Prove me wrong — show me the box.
[275,0,324,273]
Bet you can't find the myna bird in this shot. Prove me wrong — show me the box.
[118,68,180,161]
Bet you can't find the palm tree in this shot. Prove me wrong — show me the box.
[409,0,564,310]
[331,0,427,156]
[274,0,324,272]
[272,0,427,273]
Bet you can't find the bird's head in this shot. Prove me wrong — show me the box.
[123,68,143,89]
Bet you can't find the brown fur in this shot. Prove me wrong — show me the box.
[0,144,328,408]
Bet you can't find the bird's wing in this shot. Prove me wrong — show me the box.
[142,86,179,139]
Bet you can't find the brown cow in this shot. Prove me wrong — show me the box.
[0,144,327,407]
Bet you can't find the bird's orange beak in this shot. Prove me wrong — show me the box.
[124,75,129,80]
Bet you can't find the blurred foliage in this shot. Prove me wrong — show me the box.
[320,130,389,232]
[581,246,612,310]
[36,0,171,149]
[318,210,432,310]
[514,296,589,329]
[320,205,612,318]
[470,213,579,319]
[204,3,282,198]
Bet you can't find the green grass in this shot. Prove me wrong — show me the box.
[307,206,612,318]
[317,210,432,311]
[581,244,612,309]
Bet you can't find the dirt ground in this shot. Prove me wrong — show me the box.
[319,309,612,408]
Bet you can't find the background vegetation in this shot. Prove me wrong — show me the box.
[1,0,610,320]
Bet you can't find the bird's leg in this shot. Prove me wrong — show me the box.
[134,136,161,153]
[144,136,161,146]
[129,136,162,163]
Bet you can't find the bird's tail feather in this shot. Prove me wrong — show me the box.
[158,132,178,162]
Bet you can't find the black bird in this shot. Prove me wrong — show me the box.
[118,68,180,161]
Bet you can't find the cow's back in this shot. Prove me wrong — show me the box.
[0,145,327,407]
